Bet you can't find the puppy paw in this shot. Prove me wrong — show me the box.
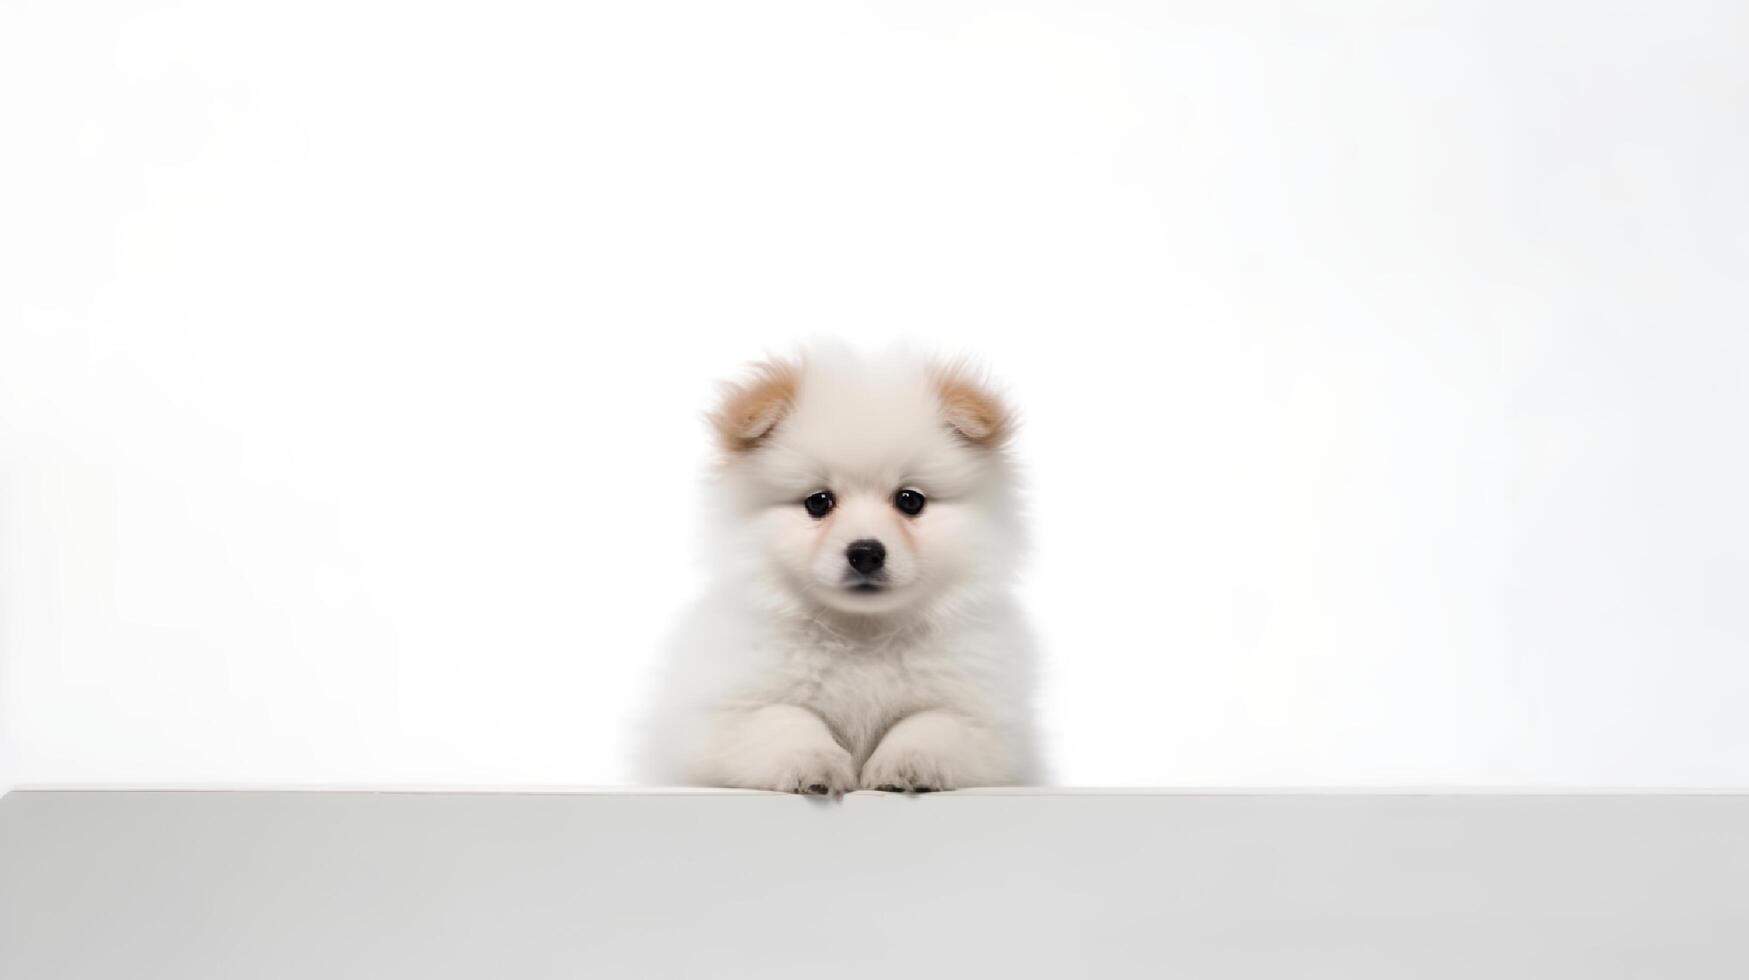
[703,705,860,795]
[754,745,858,796]
[859,747,953,793]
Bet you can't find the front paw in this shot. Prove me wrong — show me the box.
[859,746,953,793]
[750,745,858,796]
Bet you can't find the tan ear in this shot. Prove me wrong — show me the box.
[934,361,1014,448]
[709,357,800,452]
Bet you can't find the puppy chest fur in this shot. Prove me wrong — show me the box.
[739,623,1007,767]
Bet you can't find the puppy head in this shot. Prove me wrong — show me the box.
[707,346,1023,619]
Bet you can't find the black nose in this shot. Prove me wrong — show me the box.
[845,539,886,575]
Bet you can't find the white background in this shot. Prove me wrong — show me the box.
[3,1,1746,793]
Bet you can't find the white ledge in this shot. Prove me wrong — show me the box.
[10,783,1749,795]
[3,790,1746,979]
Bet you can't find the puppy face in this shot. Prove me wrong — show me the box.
[708,347,1022,618]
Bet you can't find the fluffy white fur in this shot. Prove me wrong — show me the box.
[638,345,1042,793]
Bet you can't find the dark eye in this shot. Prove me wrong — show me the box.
[894,488,926,516]
[803,491,835,518]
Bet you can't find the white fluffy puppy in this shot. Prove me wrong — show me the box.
[639,345,1042,793]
